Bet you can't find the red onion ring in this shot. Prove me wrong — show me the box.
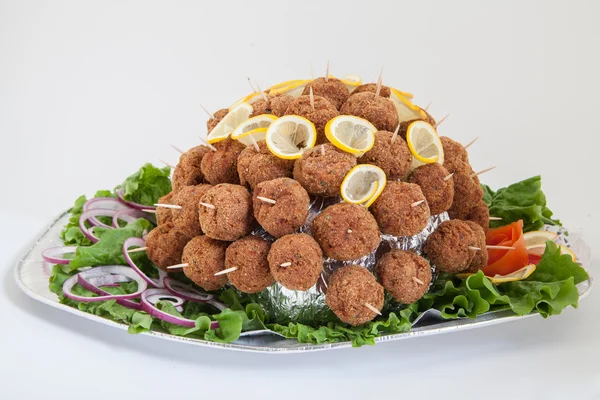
[123,237,166,288]
[144,288,184,313]
[117,188,156,211]
[163,277,214,302]
[141,289,218,329]
[79,209,118,243]
[78,271,142,310]
[83,197,130,227]
[63,265,148,303]
[42,246,77,265]
[113,209,156,228]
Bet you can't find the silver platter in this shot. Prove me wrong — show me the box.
[14,211,593,354]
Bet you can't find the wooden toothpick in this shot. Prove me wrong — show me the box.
[487,245,516,250]
[325,60,329,81]
[154,203,182,210]
[320,144,325,156]
[127,247,147,253]
[391,124,400,143]
[413,277,424,285]
[170,144,184,154]
[434,114,449,129]
[167,263,189,270]
[471,166,496,178]
[199,202,216,209]
[247,77,257,93]
[142,209,157,214]
[198,136,217,152]
[160,160,176,169]
[309,87,315,111]
[463,137,479,150]
[443,172,454,181]
[200,104,214,119]
[249,132,260,152]
[364,303,382,315]
[424,101,432,111]
[411,200,425,207]
[254,81,269,102]
[257,196,276,205]
[214,267,237,276]
[374,67,383,99]
[280,262,292,267]
[489,216,503,221]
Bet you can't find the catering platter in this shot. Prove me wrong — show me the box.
[15,211,593,353]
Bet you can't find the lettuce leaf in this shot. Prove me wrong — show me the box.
[68,218,150,271]
[61,190,114,246]
[416,242,588,319]
[482,176,561,232]
[119,163,171,206]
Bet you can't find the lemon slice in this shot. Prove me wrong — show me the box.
[207,103,253,144]
[389,88,425,122]
[523,230,559,247]
[231,114,277,145]
[391,87,414,100]
[406,120,444,168]
[265,115,317,159]
[269,80,312,98]
[490,264,537,284]
[325,115,376,156]
[340,75,362,91]
[526,243,577,262]
[267,79,303,92]
[230,92,264,110]
[341,164,387,208]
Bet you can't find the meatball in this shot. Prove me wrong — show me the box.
[376,250,432,304]
[249,94,295,118]
[171,184,213,237]
[302,77,350,110]
[326,265,384,326]
[172,145,211,191]
[237,141,294,190]
[461,200,490,233]
[313,203,380,261]
[199,183,254,241]
[284,95,339,143]
[371,181,431,237]
[268,233,323,291]
[448,171,484,218]
[463,221,489,273]
[200,137,246,185]
[156,192,174,225]
[407,163,454,215]
[207,108,229,133]
[350,83,391,98]
[225,235,274,293]
[145,222,192,271]
[293,143,356,197]
[181,235,228,291]
[440,136,469,164]
[340,92,399,132]
[253,178,310,238]
[357,130,412,180]
[424,220,477,273]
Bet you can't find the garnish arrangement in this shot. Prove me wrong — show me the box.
[41,67,588,347]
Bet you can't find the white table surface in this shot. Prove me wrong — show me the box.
[1,1,599,398]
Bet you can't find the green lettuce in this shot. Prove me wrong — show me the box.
[482,176,561,232]
[119,163,171,206]
[417,242,588,319]
[61,190,114,246]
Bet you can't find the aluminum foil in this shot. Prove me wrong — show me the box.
[249,195,450,325]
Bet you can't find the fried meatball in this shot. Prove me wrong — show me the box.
[440,136,469,164]
[172,145,211,191]
[181,235,228,291]
[424,220,477,273]
[326,265,384,326]
[249,94,295,118]
[448,171,484,218]
[207,108,229,133]
[463,221,489,273]
[268,233,323,291]
[225,235,274,293]
[293,143,356,197]
[302,77,350,110]
[285,95,339,143]
[237,141,294,190]
[199,184,254,241]
[200,137,246,185]
[253,178,310,238]
[407,163,454,215]
[357,130,412,180]
[145,222,192,271]
[371,181,431,237]
[376,250,432,304]
[156,192,174,225]
[313,203,380,261]
[443,157,473,176]
[340,92,399,132]
[461,200,490,233]
[171,184,213,237]
[350,83,391,98]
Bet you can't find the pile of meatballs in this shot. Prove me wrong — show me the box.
[144,75,491,327]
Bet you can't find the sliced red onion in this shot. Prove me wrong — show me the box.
[123,237,166,288]
[144,288,185,313]
[42,246,77,265]
[63,265,148,303]
[86,274,131,287]
[117,188,156,211]
[113,209,156,228]
[84,197,130,227]
[141,289,218,329]
[79,209,118,243]
[207,299,227,312]
[164,278,214,302]
[78,271,142,310]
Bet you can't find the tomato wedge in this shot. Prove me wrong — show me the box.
[482,220,529,276]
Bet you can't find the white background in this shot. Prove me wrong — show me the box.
[1,0,599,398]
